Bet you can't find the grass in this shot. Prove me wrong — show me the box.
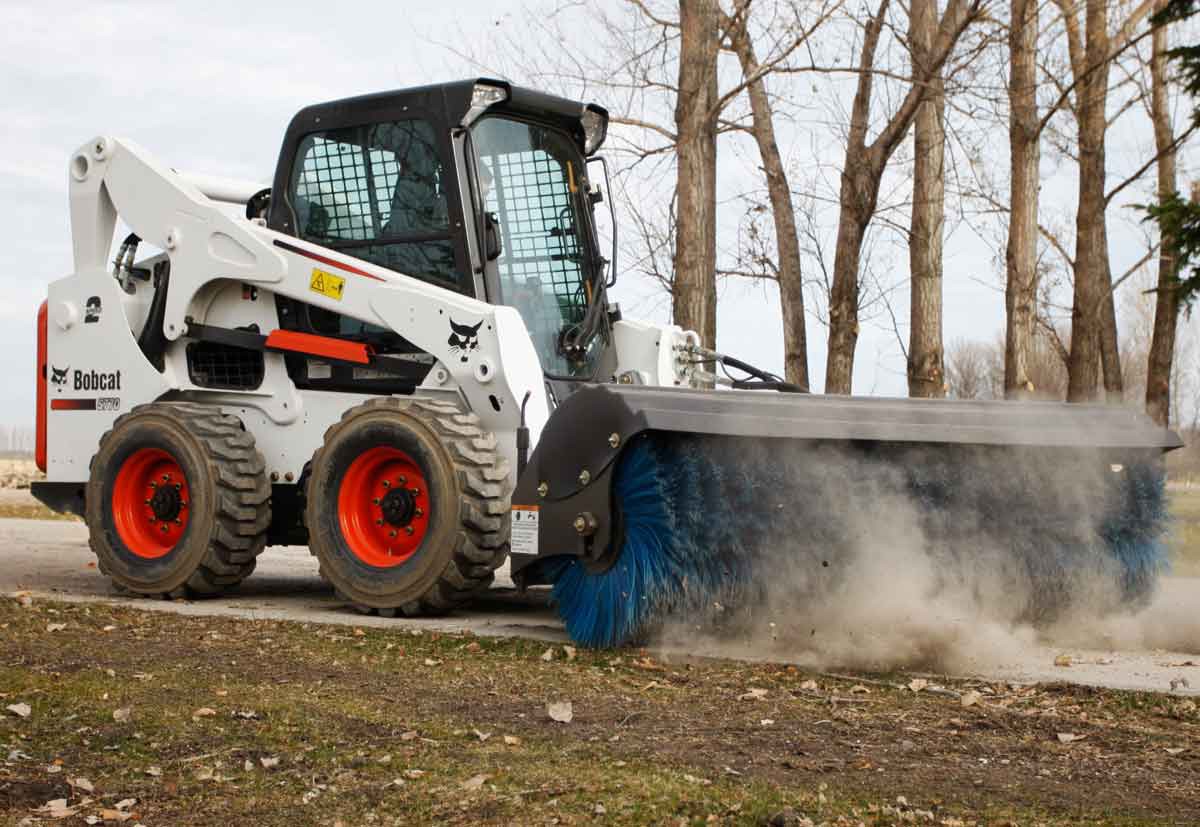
[1,600,1197,826]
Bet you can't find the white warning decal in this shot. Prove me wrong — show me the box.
[510,506,539,556]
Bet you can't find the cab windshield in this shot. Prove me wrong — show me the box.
[471,117,603,378]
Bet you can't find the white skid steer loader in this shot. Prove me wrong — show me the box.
[33,80,1180,647]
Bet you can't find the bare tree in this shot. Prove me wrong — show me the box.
[908,0,948,398]
[824,0,984,394]
[722,0,809,388]
[1004,0,1041,398]
[1146,2,1180,426]
[672,0,722,346]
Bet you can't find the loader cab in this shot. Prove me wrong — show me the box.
[267,80,613,389]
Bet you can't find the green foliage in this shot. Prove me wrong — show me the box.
[1144,192,1200,307]
[1143,0,1200,306]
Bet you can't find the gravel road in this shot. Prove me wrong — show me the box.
[2,514,1197,696]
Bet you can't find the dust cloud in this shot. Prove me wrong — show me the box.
[652,440,1199,673]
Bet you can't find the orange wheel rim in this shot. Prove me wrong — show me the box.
[112,447,190,559]
[338,446,431,568]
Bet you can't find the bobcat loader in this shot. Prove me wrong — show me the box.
[32,80,1180,646]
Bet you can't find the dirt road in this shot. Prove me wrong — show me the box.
[2,515,1197,697]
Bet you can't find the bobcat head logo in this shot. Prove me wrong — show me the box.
[447,319,482,363]
[50,365,69,387]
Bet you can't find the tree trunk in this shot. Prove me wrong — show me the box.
[1004,0,1040,399]
[673,0,720,347]
[1146,4,1179,426]
[1066,0,1110,402]
[1099,228,1124,401]
[907,0,946,398]
[725,7,809,389]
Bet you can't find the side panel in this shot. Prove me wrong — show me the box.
[35,301,47,471]
[44,272,173,482]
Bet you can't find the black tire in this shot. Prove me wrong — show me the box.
[85,403,271,598]
[305,397,510,616]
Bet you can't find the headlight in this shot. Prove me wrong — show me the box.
[472,82,509,109]
[462,82,510,127]
[581,106,608,155]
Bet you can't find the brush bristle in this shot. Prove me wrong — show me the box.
[536,433,1171,648]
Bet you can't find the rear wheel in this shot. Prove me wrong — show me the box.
[305,397,509,616]
[86,403,271,598]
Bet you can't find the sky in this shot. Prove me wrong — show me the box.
[0,0,1193,432]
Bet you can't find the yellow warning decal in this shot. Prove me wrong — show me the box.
[309,268,345,301]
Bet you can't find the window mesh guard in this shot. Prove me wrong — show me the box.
[483,149,588,373]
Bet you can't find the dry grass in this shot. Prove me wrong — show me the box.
[1,599,1197,826]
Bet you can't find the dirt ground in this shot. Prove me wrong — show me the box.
[1,598,1198,826]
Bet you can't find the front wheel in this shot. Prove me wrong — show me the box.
[305,397,510,616]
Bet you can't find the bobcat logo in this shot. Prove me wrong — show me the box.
[50,365,69,388]
[447,319,482,363]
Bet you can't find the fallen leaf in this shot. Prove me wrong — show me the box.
[907,678,928,693]
[67,776,94,793]
[144,765,162,777]
[403,769,425,779]
[682,773,712,785]
[503,735,521,746]
[114,799,136,811]
[101,625,117,632]
[98,810,132,823]
[260,756,280,769]
[1056,732,1086,744]
[540,648,554,662]
[464,641,482,653]
[738,688,768,701]
[423,659,441,667]
[5,703,31,718]
[461,773,489,790]
[472,729,491,742]
[760,719,774,726]
[46,623,66,633]
[191,707,217,721]
[1165,747,1187,755]
[1168,660,1197,667]
[563,646,577,661]
[799,679,819,691]
[232,709,260,720]
[353,628,366,637]
[400,730,419,741]
[594,802,607,815]
[849,684,870,694]
[112,707,132,723]
[1054,654,1073,667]
[35,798,78,818]
[243,759,254,772]
[547,700,573,723]
[960,691,982,708]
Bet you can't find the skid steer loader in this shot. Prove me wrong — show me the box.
[33,80,1181,647]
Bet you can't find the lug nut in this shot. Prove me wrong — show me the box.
[410,487,420,496]
[376,518,384,526]
[175,483,181,490]
[608,432,620,448]
[160,525,168,533]
[405,526,414,535]
[149,481,157,489]
[372,497,380,505]
[174,518,182,525]
[144,498,151,505]
[537,482,549,497]
[415,507,423,517]
[382,480,390,488]
[148,516,156,523]
[578,469,591,485]
[398,475,407,484]
[389,530,397,538]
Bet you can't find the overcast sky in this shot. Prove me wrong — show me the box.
[1,0,1193,432]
